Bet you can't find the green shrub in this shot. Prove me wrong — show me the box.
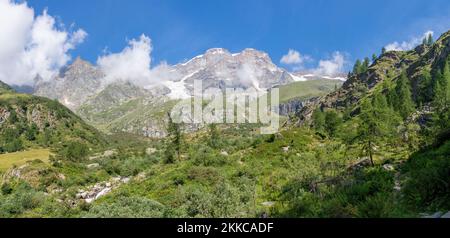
[58,142,89,161]
[190,145,227,167]
[83,196,168,218]
[402,141,450,211]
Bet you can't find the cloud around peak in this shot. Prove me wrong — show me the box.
[97,34,153,85]
[96,34,182,88]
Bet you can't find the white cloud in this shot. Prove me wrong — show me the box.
[280,49,312,70]
[237,63,264,91]
[97,34,153,85]
[281,49,301,64]
[148,62,180,84]
[281,48,347,76]
[0,0,86,86]
[97,35,180,87]
[385,30,434,51]
[313,52,347,76]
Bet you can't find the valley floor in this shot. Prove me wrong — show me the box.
[0,126,448,218]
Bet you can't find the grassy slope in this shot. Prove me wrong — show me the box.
[77,79,342,135]
[278,79,343,103]
[0,91,106,152]
[0,80,12,94]
[0,149,51,172]
[78,95,179,135]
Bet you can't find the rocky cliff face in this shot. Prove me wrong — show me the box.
[34,57,104,110]
[279,99,306,116]
[168,48,295,96]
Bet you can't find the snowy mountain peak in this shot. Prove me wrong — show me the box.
[241,48,270,58]
[205,48,230,55]
[34,49,347,106]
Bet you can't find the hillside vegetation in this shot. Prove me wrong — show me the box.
[0,87,106,155]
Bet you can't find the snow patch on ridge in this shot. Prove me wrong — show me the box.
[163,80,190,99]
[163,70,200,99]
[180,54,204,66]
[321,76,346,81]
[289,73,308,82]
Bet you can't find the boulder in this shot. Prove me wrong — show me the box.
[347,157,372,171]
[423,211,443,218]
[261,201,275,207]
[86,163,100,169]
[440,211,450,218]
[103,150,116,157]
[382,164,395,171]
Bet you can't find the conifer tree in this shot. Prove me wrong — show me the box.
[324,110,342,137]
[431,59,450,134]
[394,71,415,119]
[418,69,433,103]
[356,100,380,166]
[372,91,389,109]
[353,59,362,75]
[442,59,450,100]
[165,113,182,163]
[355,93,397,166]
[433,62,450,107]
[372,54,377,63]
[426,34,434,46]
[382,47,386,55]
[362,57,370,72]
[208,123,220,149]
[312,107,326,134]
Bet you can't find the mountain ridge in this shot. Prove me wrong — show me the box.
[32,47,347,137]
[0,80,106,153]
[34,47,347,109]
[295,30,450,125]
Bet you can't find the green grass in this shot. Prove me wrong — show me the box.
[277,79,343,103]
[0,149,51,172]
[0,92,32,100]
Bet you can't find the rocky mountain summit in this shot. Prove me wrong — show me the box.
[34,48,340,108]
[34,57,105,110]
[32,48,346,137]
[164,48,296,97]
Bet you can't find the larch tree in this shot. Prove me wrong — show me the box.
[394,71,416,119]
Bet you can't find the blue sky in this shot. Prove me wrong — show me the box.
[20,0,450,70]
